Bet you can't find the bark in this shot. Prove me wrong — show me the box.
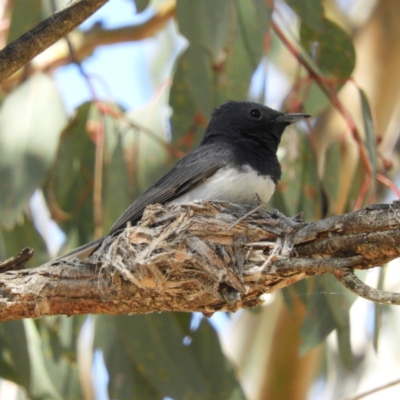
[0,0,108,84]
[0,0,176,90]
[0,200,399,322]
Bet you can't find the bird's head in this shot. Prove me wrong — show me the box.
[202,101,310,153]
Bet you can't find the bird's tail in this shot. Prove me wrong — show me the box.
[47,237,105,265]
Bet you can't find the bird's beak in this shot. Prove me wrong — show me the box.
[275,113,311,124]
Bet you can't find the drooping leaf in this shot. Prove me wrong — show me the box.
[218,0,272,103]
[7,0,43,43]
[373,265,387,352]
[87,103,130,233]
[190,319,246,399]
[170,58,203,146]
[0,215,47,268]
[359,88,377,191]
[273,130,321,220]
[95,315,159,399]
[0,320,64,399]
[174,0,271,120]
[123,97,171,198]
[300,275,356,369]
[117,314,207,399]
[322,141,341,215]
[0,73,67,228]
[300,17,356,80]
[134,0,150,12]
[44,102,96,245]
[285,0,324,30]
[302,81,331,117]
[0,321,30,388]
[36,316,86,400]
[95,314,244,399]
[176,0,236,62]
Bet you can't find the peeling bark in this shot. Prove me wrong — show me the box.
[1,201,400,322]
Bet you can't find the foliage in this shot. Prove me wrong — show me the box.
[0,0,398,399]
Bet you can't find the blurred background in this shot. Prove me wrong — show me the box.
[0,0,400,399]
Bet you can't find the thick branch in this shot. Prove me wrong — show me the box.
[0,0,176,90]
[0,0,108,84]
[1,201,400,322]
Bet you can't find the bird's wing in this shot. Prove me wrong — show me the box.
[109,144,232,234]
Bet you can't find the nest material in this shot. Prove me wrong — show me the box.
[2,201,400,321]
[87,201,304,312]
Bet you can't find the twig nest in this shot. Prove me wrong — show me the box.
[88,201,301,312]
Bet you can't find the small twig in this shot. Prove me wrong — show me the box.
[341,377,400,400]
[228,201,266,230]
[334,268,400,305]
[0,248,34,272]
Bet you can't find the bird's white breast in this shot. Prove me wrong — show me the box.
[169,165,276,206]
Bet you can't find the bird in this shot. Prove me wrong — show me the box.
[53,101,310,263]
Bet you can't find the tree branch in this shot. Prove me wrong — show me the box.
[1,201,400,322]
[0,0,177,90]
[0,0,108,84]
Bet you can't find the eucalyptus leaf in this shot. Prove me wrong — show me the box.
[300,18,356,80]
[45,102,95,245]
[134,0,150,12]
[94,313,244,399]
[273,131,321,220]
[0,73,67,228]
[7,0,43,43]
[285,0,324,30]
[172,0,271,141]
[0,216,47,268]
[359,88,377,191]
[95,315,159,399]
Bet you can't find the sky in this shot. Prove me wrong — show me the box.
[54,0,156,113]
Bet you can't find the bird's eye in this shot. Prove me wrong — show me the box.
[250,109,262,119]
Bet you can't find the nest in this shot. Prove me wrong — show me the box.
[87,201,304,313]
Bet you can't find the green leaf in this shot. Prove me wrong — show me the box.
[37,316,85,399]
[0,215,47,268]
[134,0,150,12]
[123,100,170,197]
[0,320,63,399]
[88,104,130,233]
[218,0,271,103]
[170,58,202,146]
[359,88,377,190]
[190,319,246,399]
[95,314,244,399]
[45,102,96,245]
[302,81,331,116]
[117,314,207,399]
[373,266,387,351]
[7,0,43,43]
[300,277,336,354]
[285,0,324,30]
[0,321,30,388]
[322,141,341,214]
[273,131,321,219]
[300,17,356,80]
[95,315,159,399]
[176,0,236,62]
[172,0,271,143]
[0,73,67,228]
[300,275,356,369]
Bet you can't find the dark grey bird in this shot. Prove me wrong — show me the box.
[54,101,309,262]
